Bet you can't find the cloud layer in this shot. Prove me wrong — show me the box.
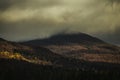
[0,0,120,44]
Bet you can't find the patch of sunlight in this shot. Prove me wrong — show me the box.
[0,51,52,65]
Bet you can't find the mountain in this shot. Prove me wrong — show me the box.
[1,37,119,70]
[23,33,120,64]
[0,33,120,80]
[0,38,84,67]
[23,33,105,45]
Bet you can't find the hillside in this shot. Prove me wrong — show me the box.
[0,38,84,67]
[0,33,120,80]
[23,33,120,64]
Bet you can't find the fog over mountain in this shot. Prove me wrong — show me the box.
[0,0,120,44]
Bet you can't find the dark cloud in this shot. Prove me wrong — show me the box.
[106,0,120,8]
[0,0,62,11]
[0,0,120,45]
[109,0,120,3]
[0,0,23,11]
[0,0,12,11]
[0,18,69,41]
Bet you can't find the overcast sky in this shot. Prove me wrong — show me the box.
[0,0,120,45]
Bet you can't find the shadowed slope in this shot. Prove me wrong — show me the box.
[0,36,120,80]
[22,33,120,64]
[23,33,105,46]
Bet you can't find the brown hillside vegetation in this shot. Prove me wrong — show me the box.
[0,33,120,80]
[23,33,120,64]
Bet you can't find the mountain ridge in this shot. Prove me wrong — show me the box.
[21,33,120,64]
[22,33,106,46]
[0,33,120,80]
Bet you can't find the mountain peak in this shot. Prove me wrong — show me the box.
[23,33,105,46]
[51,33,104,42]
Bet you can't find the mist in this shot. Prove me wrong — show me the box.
[0,0,120,44]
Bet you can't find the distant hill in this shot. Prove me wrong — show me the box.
[23,33,105,46]
[0,33,120,80]
[0,38,84,67]
[23,33,120,64]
